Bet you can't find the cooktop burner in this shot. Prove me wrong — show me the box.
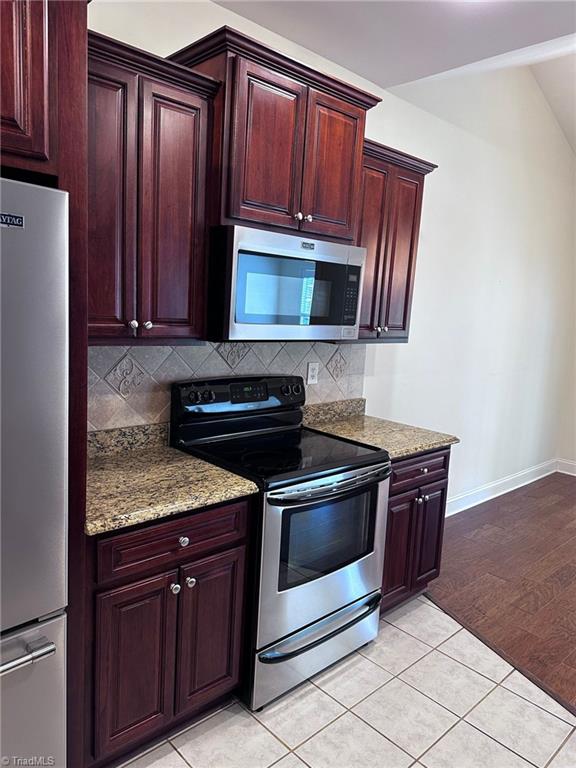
[184,427,383,487]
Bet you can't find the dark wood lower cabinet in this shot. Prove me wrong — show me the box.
[176,547,246,716]
[412,479,448,589]
[381,449,450,613]
[381,490,416,611]
[90,501,249,765]
[94,571,179,758]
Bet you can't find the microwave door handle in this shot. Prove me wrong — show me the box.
[258,593,382,665]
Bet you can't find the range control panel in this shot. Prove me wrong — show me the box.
[172,375,306,416]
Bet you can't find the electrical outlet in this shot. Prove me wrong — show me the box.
[306,362,319,385]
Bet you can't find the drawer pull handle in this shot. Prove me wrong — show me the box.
[170,583,181,595]
[421,467,429,474]
[186,577,197,589]
[179,536,190,548]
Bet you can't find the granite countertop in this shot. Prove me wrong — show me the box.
[85,399,458,536]
[304,413,459,460]
[86,447,258,536]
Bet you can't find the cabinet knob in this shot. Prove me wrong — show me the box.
[384,326,389,333]
[186,577,197,589]
[129,320,138,337]
[416,497,424,505]
[179,536,190,548]
[170,583,181,595]
[421,467,429,474]
[377,326,382,333]
[424,495,430,502]
[294,212,304,221]
[143,321,153,330]
[304,214,313,222]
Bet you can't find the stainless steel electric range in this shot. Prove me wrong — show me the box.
[170,375,391,710]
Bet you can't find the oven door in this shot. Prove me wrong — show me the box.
[257,463,390,649]
[228,227,364,341]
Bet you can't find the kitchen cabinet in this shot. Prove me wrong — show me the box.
[1,0,53,166]
[87,33,219,341]
[89,500,249,764]
[176,547,246,716]
[94,571,179,758]
[170,27,379,241]
[381,449,449,613]
[357,140,436,341]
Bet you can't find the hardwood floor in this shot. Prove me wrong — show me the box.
[429,472,576,714]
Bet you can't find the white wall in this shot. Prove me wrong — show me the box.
[88,0,576,500]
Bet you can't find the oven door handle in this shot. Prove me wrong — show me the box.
[258,593,382,665]
[268,466,391,507]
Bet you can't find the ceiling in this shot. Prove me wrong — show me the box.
[214,1,576,88]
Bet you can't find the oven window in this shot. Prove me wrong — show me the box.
[235,250,346,326]
[278,487,377,591]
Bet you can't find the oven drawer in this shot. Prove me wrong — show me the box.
[96,501,248,584]
[390,449,450,495]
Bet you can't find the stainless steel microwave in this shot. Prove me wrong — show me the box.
[208,226,366,341]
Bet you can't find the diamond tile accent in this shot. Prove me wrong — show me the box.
[105,355,146,398]
[129,346,172,375]
[217,342,251,367]
[326,350,348,380]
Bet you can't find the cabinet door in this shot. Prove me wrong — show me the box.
[300,89,365,240]
[229,57,307,229]
[87,59,138,338]
[412,479,448,590]
[139,77,208,338]
[379,167,424,341]
[94,570,178,759]
[1,0,51,161]
[381,490,417,612]
[176,547,246,717]
[357,160,393,338]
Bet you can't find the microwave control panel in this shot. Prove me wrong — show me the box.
[343,266,362,324]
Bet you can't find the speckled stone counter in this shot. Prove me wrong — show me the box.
[304,414,459,460]
[86,447,258,536]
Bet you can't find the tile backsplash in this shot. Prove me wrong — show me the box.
[88,342,366,431]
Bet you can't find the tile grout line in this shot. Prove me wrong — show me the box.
[542,726,575,768]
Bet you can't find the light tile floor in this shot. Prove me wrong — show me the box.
[120,595,575,768]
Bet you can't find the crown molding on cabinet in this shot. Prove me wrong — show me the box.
[363,139,437,176]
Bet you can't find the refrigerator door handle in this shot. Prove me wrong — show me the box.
[0,638,56,677]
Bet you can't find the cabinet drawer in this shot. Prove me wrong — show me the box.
[97,501,248,584]
[390,449,449,495]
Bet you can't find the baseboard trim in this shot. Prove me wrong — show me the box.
[446,459,559,517]
[557,458,576,476]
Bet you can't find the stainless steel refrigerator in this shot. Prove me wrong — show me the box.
[0,179,68,768]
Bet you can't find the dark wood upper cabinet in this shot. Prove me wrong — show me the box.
[229,58,307,229]
[358,141,436,341]
[87,59,138,338]
[176,547,246,717]
[170,27,380,241]
[1,0,52,164]
[139,78,208,338]
[87,33,219,342]
[94,570,179,759]
[300,89,365,240]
